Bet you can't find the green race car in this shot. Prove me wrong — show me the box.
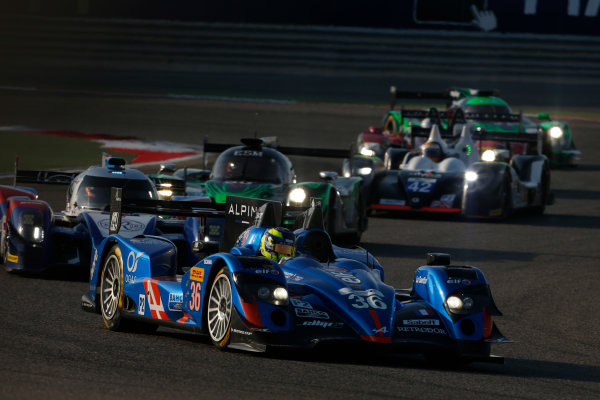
[379,87,580,167]
[152,138,367,245]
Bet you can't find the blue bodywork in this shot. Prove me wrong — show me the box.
[82,198,508,363]
[1,158,201,273]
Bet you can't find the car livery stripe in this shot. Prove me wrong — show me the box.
[241,299,262,328]
[144,278,170,321]
[369,309,385,337]
[360,335,392,343]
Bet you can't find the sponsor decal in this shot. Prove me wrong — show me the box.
[380,198,406,205]
[255,268,279,275]
[284,272,303,281]
[7,253,18,263]
[207,224,221,236]
[447,278,472,285]
[373,326,388,334]
[144,279,169,320]
[126,251,144,273]
[290,298,312,309]
[227,203,258,217]
[236,229,250,246]
[233,149,263,157]
[190,267,204,282]
[489,208,503,217]
[415,275,427,284]
[125,274,135,284]
[138,294,146,315]
[90,249,98,279]
[203,259,212,265]
[295,308,329,319]
[301,320,343,328]
[403,319,440,326]
[415,309,435,316]
[168,293,183,311]
[396,326,447,335]
[326,269,361,284]
[232,328,253,336]
[100,219,144,232]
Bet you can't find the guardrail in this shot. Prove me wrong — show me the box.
[1,15,599,80]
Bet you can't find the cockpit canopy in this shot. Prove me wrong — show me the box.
[211,146,294,185]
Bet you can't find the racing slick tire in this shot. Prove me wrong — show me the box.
[207,267,233,350]
[100,245,157,333]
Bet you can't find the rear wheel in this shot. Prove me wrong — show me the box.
[207,267,233,350]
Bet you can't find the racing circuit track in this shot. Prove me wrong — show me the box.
[0,68,599,399]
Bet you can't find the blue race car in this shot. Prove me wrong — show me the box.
[1,157,204,273]
[81,194,509,364]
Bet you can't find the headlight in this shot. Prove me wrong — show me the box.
[273,287,289,301]
[446,295,474,314]
[288,187,307,204]
[549,126,563,139]
[359,142,380,157]
[157,189,173,198]
[357,167,372,175]
[465,171,478,182]
[481,150,496,162]
[17,210,45,244]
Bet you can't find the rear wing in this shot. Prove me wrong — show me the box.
[202,136,352,169]
[14,155,78,185]
[109,188,311,251]
[389,86,500,109]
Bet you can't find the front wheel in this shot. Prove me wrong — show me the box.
[100,246,125,330]
[207,267,233,350]
[100,245,156,333]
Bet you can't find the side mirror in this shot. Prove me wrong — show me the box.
[319,171,338,181]
[538,112,551,121]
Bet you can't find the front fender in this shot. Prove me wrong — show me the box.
[463,162,509,218]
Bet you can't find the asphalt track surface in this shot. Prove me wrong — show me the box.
[0,68,599,400]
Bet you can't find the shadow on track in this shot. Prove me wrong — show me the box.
[362,242,537,263]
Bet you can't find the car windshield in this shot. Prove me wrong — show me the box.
[464,104,512,115]
[74,176,156,211]
[212,153,286,184]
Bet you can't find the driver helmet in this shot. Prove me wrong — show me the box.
[260,227,296,261]
[421,141,443,163]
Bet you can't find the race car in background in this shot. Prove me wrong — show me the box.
[0,157,209,273]
[151,137,367,245]
[355,86,579,168]
[82,194,509,365]
[362,124,552,219]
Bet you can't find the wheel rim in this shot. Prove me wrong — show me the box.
[207,273,232,342]
[101,254,121,319]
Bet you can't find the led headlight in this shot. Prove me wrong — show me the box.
[481,150,496,162]
[549,126,563,139]
[357,167,372,175]
[359,142,380,157]
[465,171,478,182]
[273,287,289,301]
[17,210,45,244]
[446,295,475,314]
[157,189,173,198]
[288,187,307,204]
[446,296,463,311]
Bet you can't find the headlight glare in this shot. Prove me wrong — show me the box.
[447,296,463,311]
[357,167,372,175]
[465,171,478,182]
[273,287,288,301]
[481,150,496,162]
[549,126,563,139]
[288,187,307,204]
